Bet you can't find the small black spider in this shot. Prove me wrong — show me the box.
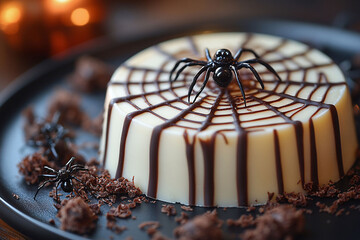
[28,112,70,160]
[34,157,89,200]
[169,48,281,105]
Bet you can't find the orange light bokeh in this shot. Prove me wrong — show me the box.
[71,8,89,26]
[0,2,23,35]
[44,0,80,15]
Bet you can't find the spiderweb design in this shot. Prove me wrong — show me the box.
[103,34,347,206]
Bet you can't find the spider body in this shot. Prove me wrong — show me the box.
[34,157,89,200]
[28,113,70,161]
[169,48,281,105]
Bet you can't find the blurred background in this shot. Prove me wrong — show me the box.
[0,0,359,91]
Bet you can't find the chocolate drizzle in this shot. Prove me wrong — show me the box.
[274,130,284,194]
[102,34,348,206]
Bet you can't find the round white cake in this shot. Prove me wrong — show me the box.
[100,32,358,206]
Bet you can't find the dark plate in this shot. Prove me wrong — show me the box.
[1,19,360,240]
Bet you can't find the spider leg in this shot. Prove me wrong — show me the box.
[43,166,57,173]
[169,58,207,82]
[65,157,76,170]
[237,63,265,89]
[49,144,58,160]
[32,140,43,147]
[231,66,247,107]
[187,66,208,102]
[52,111,61,124]
[55,180,61,199]
[172,62,207,82]
[40,174,58,178]
[70,167,89,174]
[33,179,57,200]
[70,165,88,170]
[191,68,211,103]
[205,48,212,61]
[242,59,282,81]
[234,48,260,61]
[72,176,88,188]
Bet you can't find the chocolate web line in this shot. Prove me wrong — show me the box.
[103,34,346,206]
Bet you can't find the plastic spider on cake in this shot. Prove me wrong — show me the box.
[169,48,281,105]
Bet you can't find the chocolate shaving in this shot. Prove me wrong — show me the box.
[276,192,308,207]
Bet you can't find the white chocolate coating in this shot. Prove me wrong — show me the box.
[100,32,358,206]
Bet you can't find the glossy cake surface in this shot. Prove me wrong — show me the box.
[100,32,358,206]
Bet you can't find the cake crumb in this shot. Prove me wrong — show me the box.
[18,152,57,185]
[173,210,223,240]
[57,197,98,234]
[242,205,305,240]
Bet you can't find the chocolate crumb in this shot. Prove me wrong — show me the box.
[57,197,97,234]
[68,55,113,93]
[246,206,256,212]
[173,210,223,240]
[106,220,127,234]
[139,221,160,236]
[49,218,55,225]
[276,192,308,207]
[89,203,101,215]
[227,214,254,228]
[47,89,85,126]
[242,205,305,240]
[258,207,265,214]
[12,193,20,200]
[335,208,345,216]
[175,212,189,225]
[108,203,133,219]
[161,204,177,216]
[151,231,170,240]
[18,152,56,185]
[180,205,193,212]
